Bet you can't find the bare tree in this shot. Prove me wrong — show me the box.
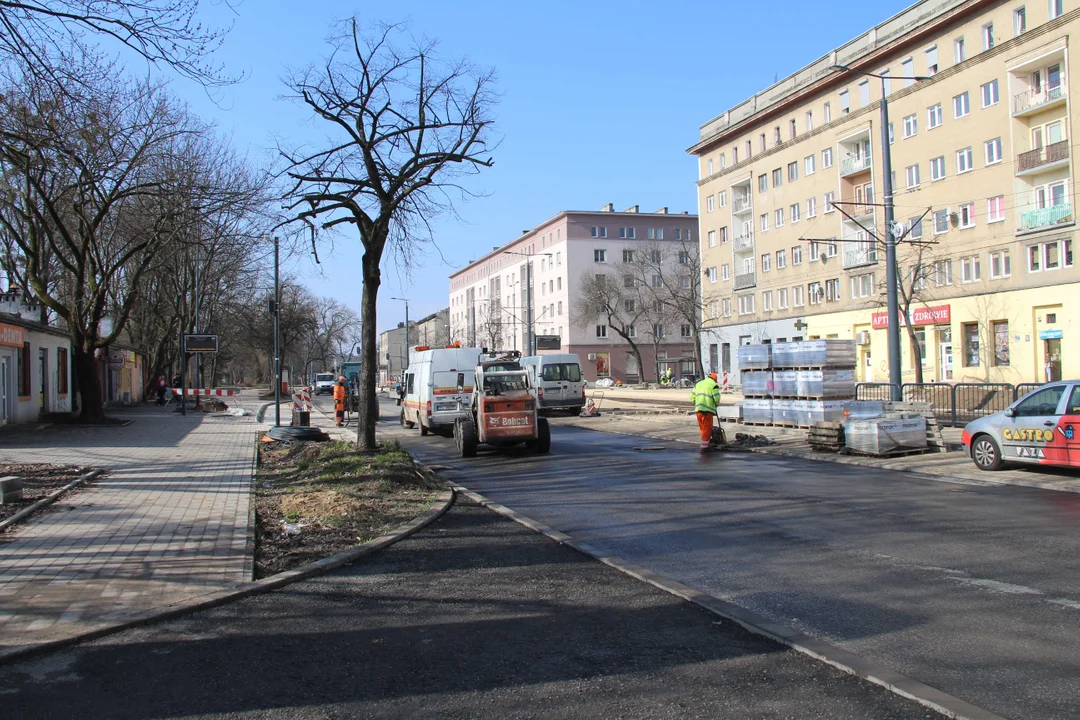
[630,238,705,377]
[573,270,649,382]
[476,302,503,351]
[280,20,497,450]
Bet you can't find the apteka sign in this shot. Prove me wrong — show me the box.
[871,305,951,330]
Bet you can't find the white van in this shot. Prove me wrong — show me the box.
[400,347,481,436]
[520,354,585,415]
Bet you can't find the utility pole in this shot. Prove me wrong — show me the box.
[272,235,281,427]
[832,64,929,401]
[392,296,410,366]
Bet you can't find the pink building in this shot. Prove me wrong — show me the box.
[449,204,699,383]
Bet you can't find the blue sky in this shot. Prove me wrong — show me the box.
[173,0,913,333]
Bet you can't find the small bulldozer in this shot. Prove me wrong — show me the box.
[454,350,551,457]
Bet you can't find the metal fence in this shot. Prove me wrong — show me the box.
[854,382,899,402]
[902,383,954,424]
[852,381,1049,427]
[953,383,1014,425]
[1014,383,1045,400]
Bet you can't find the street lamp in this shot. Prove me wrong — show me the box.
[503,249,552,355]
[831,64,930,401]
[263,234,282,427]
[391,296,410,369]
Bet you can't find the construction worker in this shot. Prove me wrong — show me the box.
[691,372,722,452]
[333,376,346,426]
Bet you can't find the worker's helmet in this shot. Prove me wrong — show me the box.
[708,372,718,381]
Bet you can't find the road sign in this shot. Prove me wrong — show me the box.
[184,334,219,352]
[107,351,126,370]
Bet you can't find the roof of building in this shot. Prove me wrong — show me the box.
[0,311,71,340]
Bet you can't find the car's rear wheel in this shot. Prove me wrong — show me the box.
[971,434,1004,471]
[455,418,478,457]
[535,417,551,454]
[419,419,429,436]
[400,409,415,429]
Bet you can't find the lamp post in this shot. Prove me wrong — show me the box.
[391,296,410,368]
[831,64,929,401]
[268,235,282,427]
[503,250,552,355]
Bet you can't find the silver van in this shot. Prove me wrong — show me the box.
[520,354,585,415]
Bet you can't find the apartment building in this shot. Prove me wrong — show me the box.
[449,205,698,382]
[692,0,1078,385]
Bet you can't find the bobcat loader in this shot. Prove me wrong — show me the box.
[454,350,551,457]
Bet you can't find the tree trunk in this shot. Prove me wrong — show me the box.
[73,347,107,423]
[904,322,924,384]
[691,328,704,378]
[356,251,381,451]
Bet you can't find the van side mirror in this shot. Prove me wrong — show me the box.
[1004,407,1016,418]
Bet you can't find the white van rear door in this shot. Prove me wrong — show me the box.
[432,370,473,411]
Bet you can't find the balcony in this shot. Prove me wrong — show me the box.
[734,270,756,290]
[733,232,754,253]
[1017,140,1069,175]
[732,196,752,214]
[1013,85,1066,116]
[843,246,878,269]
[840,154,872,177]
[1019,203,1073,232]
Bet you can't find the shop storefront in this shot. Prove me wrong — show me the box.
[0,315,73,425]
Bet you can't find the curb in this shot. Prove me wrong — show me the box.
[453,485,1004,720]
[0,488,456,666]
[0,469,105,534]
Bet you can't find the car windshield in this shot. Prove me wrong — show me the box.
[541,363,581,382]
[316,374,333,382]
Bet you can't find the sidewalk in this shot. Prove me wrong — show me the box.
[553,412,1080,493]
[0,398,261,650]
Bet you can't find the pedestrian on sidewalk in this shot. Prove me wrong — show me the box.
[333,376,346,426]
[155,375,167,405]
[691,372,722,453]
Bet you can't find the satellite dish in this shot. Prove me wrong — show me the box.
[949,211,960,228]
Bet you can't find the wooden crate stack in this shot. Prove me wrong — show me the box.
[808,422,845,452]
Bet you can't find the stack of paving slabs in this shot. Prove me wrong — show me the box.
[808,422,845,452]
[739,339,857,428]
[844,416,928,456]
[882,401,949,453]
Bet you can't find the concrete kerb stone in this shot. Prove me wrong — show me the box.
[0,469,105,534]
[0,488,455,667]
[452,485,1004,720]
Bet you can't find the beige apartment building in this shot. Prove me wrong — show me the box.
[692,0,1078,386]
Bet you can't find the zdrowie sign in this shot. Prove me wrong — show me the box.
[871,305,951,329]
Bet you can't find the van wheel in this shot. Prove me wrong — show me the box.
[400,409,415,429]
[535,418,551,454]
[455,418,478,457]
[419,419,429,436]
[971,434,1004,471]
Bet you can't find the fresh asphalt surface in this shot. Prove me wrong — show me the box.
[382,397,1080,720]
[0,501,938,719]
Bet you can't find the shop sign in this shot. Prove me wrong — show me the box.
[107,351,126,370]
[0,323,24,348]
[1039,329,1063,340]
[871,305,951,329]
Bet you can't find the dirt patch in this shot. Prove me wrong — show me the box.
[0,464,97,528]
[254,439,444,578]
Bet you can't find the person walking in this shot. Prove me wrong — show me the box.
[691,372,722,453]
[155,375,167,406]
[333,376,347,426]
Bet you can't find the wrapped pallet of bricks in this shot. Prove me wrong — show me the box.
[788,339,857,367]
[742,370,773,396]
[843,400,886,419]
[772,399,798,427]
[741,398,773,424]
[772,369,799,396]
[844,417,928,455]
[771,342,798,368]
[796,368,856,398]
[800,399,848,425]
[737,343,771,369]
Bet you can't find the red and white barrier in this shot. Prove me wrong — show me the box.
[292,386,313,411]
[720,372,732,393]
[172,388,241,397]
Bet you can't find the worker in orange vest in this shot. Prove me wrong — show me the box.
[333,376,347,426]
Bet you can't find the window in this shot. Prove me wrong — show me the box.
[591,226,607,238]
[623,275,636,289]
[1050,0,1063,19]
[905,164,921,188]
[807,197,817,217]
[772,168,783,187]
[18,341,30,396]
[650,249,662,263]
[760,213,769,232]
[928,103,943,128]
[839,89,850,114]
[775,208,784,227]
[822,148,833,168]
[651,274,663,288]
[627,325,637,338]
[1014,7,1026,36]
[738,294,755,315]
[721,264,730,281]
[889,123,894,144]
[934,209,949,234]
[930,156,946,181]
[732,146,738,164]
[982,23,994,50]
[981,79,999,107]
[721,298,732,317]
[954,92,970,118]
[824,191,835,213]
[556,252,561,266]
[957,147,973,173]
[788,162,798,182]
[961,255,982,282]
[557,301,563,316]
[708,230,716,248]
[902,58,914,86]
[777,249,786,268]
[792,246,803,266]
[959,202,975,228]
[1028,244,1041,272]
[962,323,980,367]
[706,158,713,176]
[805,154,816,175]
[793,285,805,307]
[557,277,562,290]
[990,249,1012,278]
[910,264,929,291]
[680,276,691,289]
[826,279,841,302]
[850,272,876,298]
[677,250,689,264]
[823,101,832,122]
[763,291,773,311]
[909,216,924,239]
[720,227,728,244]
[984,195,1005,223]
[1029,240,1065,271]
[759,174,768,193]
[805,111,813,132]
[925,45,938,75]
[778,288,789,309]
[774,126,782,145]
[790,118,797,139]
[707,266,717,283]
[762,253,772,272]
[985,138,1002,164]
[594,249,607,263]
[903,114,918,138]
[808,281,824,305]
[719,191,727,207]
[790,203,800,223]
[859,80,870,106]
[620,226,637,238]
[719,153,727,169]
[56,347,68,395]
[596,325,608,338]
[622,249,635,263]
[934,259,953,287]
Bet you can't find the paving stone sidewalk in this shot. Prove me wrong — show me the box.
[0,400,261,650]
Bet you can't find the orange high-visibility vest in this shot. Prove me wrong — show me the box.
[333,384,345,402]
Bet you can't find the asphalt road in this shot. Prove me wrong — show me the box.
[384,397,1080,720]
[0,500,936,719]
